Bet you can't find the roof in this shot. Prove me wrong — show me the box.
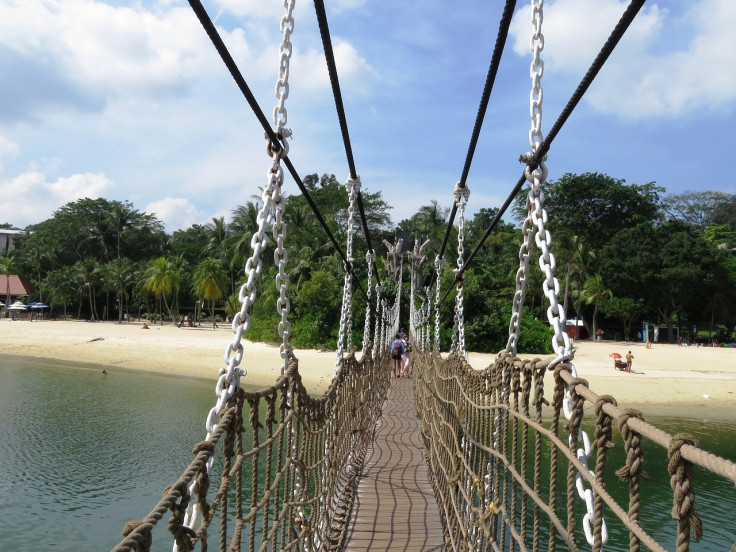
[0,274,36,296]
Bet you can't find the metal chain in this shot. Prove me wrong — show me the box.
[433,255,444,351]
[273,0,295,132]
[373,284,382,354]
[451,183,469,357]
[363,250,375,354]
[506,201,535,355]
[335,176,359,373]
[424,285,431,352]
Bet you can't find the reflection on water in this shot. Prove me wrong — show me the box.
[1,355,735,551]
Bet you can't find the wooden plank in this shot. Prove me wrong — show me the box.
[344,377,445,551]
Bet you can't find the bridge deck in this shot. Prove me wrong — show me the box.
[344,376,444,551]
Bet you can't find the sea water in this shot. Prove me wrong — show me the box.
[0,355,734,551]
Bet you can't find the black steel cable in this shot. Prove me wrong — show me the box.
[435,0,518,266]
[187,0,368,300]
[440,0,646,306]
[312,0,382,289]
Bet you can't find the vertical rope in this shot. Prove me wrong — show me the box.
[669,433,703,551]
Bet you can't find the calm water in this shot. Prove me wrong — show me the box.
[1,355,735,551]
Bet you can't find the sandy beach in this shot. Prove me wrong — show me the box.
[2,319,735,420]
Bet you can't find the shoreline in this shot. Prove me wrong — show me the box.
[2,319,735,421]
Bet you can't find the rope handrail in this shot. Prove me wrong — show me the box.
[311,0,382,291]
[413,351,736,552]
[111,351,392,552]
[186,0,369,303]
[440,0,647,303]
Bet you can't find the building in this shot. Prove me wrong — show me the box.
[0,227,30,255]
[1,274,36,307]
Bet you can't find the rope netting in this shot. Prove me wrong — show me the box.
[412,351,736,552]
[111,351,390,552]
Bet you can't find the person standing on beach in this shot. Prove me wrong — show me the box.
[626,350,634,372]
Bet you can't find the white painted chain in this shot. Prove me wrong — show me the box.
[373,283,382,354]
[423,285,431,352]
[272,149,293,374]
[434,255,444,351]
[506,196,535,355]
[335,176,359,373]
[451,183,469,357]
[527,1,602,547]
[273,0,295,132]
[363,250,375,354]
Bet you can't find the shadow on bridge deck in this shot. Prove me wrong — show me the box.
[344,377,444,551]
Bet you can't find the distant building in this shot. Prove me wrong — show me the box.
[0,227,29,255]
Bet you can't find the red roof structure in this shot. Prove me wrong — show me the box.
[1,274,36,299]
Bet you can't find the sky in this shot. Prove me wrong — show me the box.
[1,0,734,233]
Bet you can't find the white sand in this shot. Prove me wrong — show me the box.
[2,319,735,419]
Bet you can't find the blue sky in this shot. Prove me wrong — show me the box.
[1,0,734,232]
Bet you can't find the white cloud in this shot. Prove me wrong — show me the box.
[0,171,114,227]
[292,40,377,93]
[145,197,204,232]
[510,0,736,119]
[0,135,19,170]
[0,0,278,118]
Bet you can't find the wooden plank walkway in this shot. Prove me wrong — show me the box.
[344,376,444,551]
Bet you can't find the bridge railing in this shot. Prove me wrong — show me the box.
[413,351,736,552]
[111,350,390,552]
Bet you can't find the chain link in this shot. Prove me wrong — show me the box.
[273,0,295,132]
[451,183,469,357]
[434,255,444,351]
[363,250,375,354]
[335,176,359,373]
[373,283,382,355]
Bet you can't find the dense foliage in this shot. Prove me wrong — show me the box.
[3,173,736,353]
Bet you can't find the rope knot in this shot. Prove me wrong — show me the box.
[615,409,649,482]
[192,440,215,457]
[121,520,153,552]
[668,433,703,542]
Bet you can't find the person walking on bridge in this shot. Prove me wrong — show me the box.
[391,333,404,378]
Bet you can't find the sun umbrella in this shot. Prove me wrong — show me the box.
[7,301,27,310]
[29,302,49,309]
[609,352,621,359]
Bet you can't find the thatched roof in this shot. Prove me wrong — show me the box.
[0,274,36,297]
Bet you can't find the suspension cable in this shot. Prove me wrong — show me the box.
[440,0,646,304]
[312,0,382,289]
[435,0,518,265]
[187,0,368,302]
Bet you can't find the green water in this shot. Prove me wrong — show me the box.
[1,355,735,551]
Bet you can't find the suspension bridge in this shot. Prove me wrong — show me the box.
[109,1,736,551]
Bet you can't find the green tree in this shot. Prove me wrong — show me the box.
[602,220,720,342]
[79,257,102,321]
[578,274,612,340]
[143,257,181,325]
[515,173,663,251]
[193,257,229,329]
[602,296,643,341]
[104,258,134,323]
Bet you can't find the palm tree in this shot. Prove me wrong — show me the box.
[579,273,613,340]
[79,257,102,321]
[143,257,181,325]
[108,203,135,260]
[193,257,229,328]
[105,258,134,323]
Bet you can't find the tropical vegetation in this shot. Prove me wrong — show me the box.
[3,172,736,352]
